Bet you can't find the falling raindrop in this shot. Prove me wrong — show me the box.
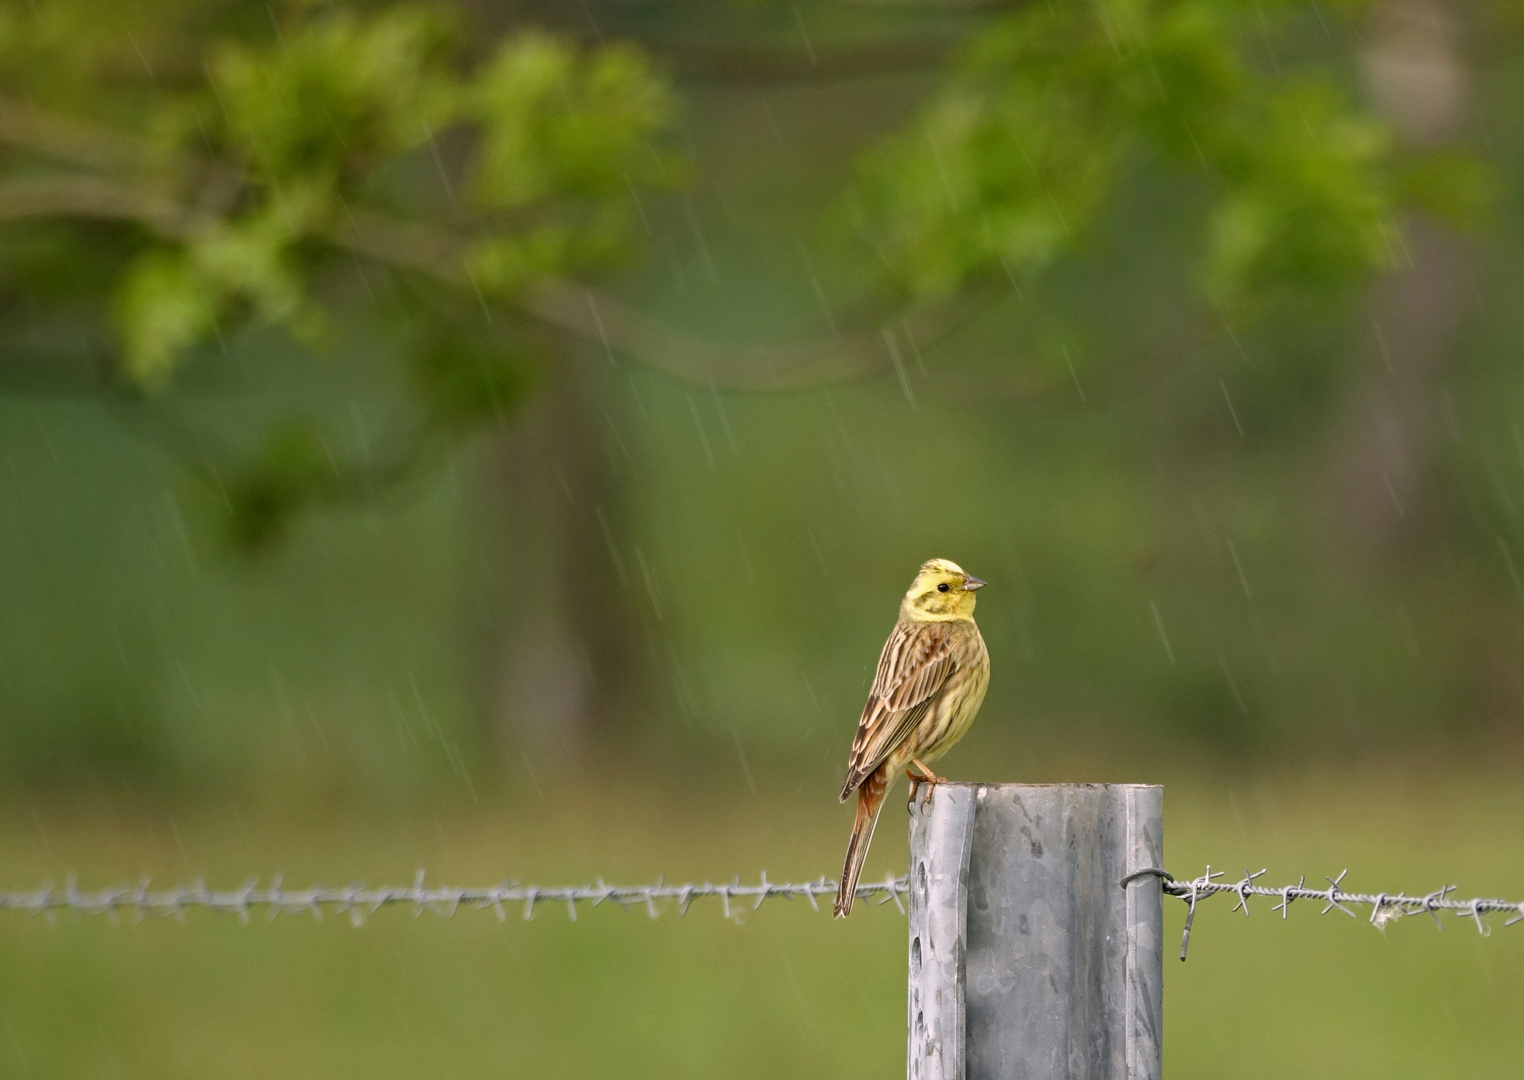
[1382,471,1405,520]
[1062,345,1087,404]
[271,666,307,763]
[519,752,545,799]
[801,671,828,723]
[732,728,757,793]
[1219,379,1245,438]
[595,505,630,588]
[682,195,718,285]
[604,413,632,460]
[998,255,1024,296]
[1222,319,1252,364]
[1226,539,1252,600]
[624,177,654,240]
[687,395,718,472]
[386,690,421,752]
[710,387,739,456]
[634,546,664,620]
[1496,536,1524,605]
[670,652,698,725]
[31,409,60,467]
[925,129,958,211]
[301,700,329,749]
[1373,320,1394,376]
[587,292,616,366]
[790,4,817,66]
[798,240,836,334]
[464,265,493,324]
[421,121,455,200]
[1149,600,1176,666]
[760,97,784,146]
[626,374,650,422]
[884,330,919,409]
[1218,654,1249,715]
[806,530,829,579]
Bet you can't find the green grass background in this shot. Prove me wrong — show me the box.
[3,764,1520,1079]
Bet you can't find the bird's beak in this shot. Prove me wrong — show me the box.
[962,576,987,591]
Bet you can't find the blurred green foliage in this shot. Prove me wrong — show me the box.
[1,0,1468,548]
[0,0,677,546]
[856,0,1472,317]
[0,0,1514,786]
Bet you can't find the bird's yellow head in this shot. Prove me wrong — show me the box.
[901,558,986,622]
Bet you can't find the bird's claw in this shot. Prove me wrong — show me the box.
[906,760,947,804]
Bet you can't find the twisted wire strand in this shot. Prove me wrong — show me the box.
[1122,866,1524,960]
[2,866,1520,958]
[0,871,908,925]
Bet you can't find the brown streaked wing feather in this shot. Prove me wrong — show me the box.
[838,621,955,800]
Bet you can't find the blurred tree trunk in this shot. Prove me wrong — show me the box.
[486,354,639,757]
[1322,0,1470,553]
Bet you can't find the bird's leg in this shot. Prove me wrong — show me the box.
[910,758,946,784]
[905,759,947,803]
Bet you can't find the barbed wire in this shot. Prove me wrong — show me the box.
[3,866,1521,960]
[0,871,907,925]
[1122,866,1524,960]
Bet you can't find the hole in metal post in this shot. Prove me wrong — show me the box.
[911,935,922,975]
[918,862,927,896]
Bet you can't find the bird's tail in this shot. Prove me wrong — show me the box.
[834,764,889,918]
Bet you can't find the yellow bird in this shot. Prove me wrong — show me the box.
[834,558,990,917]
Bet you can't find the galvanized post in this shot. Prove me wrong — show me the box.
[907,783,1164,1080]
[907,783,977,1080]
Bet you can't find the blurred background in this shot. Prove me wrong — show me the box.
[1,0,1522,1076]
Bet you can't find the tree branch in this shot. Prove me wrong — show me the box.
[334,205,937,387]
[0,174,198,235]
[0,164,950,391]
[0,90,981,392]
[0,95,148,174]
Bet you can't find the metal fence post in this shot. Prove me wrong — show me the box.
[908,782,977,1080]
[907,783,1164,1080]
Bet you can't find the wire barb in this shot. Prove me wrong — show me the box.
[1230,868,1267,917]
[1322,870,1358,919]
[1177,867,1224,961]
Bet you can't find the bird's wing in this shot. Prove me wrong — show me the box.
[839,621,956,800]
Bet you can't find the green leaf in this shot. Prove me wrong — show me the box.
[217,419,335,552]
[410,329,532,429]
[207,8,458,188]
[114,250,216,385]
[468,33,676,209]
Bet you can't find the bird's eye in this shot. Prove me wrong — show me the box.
[937,583,950,592]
